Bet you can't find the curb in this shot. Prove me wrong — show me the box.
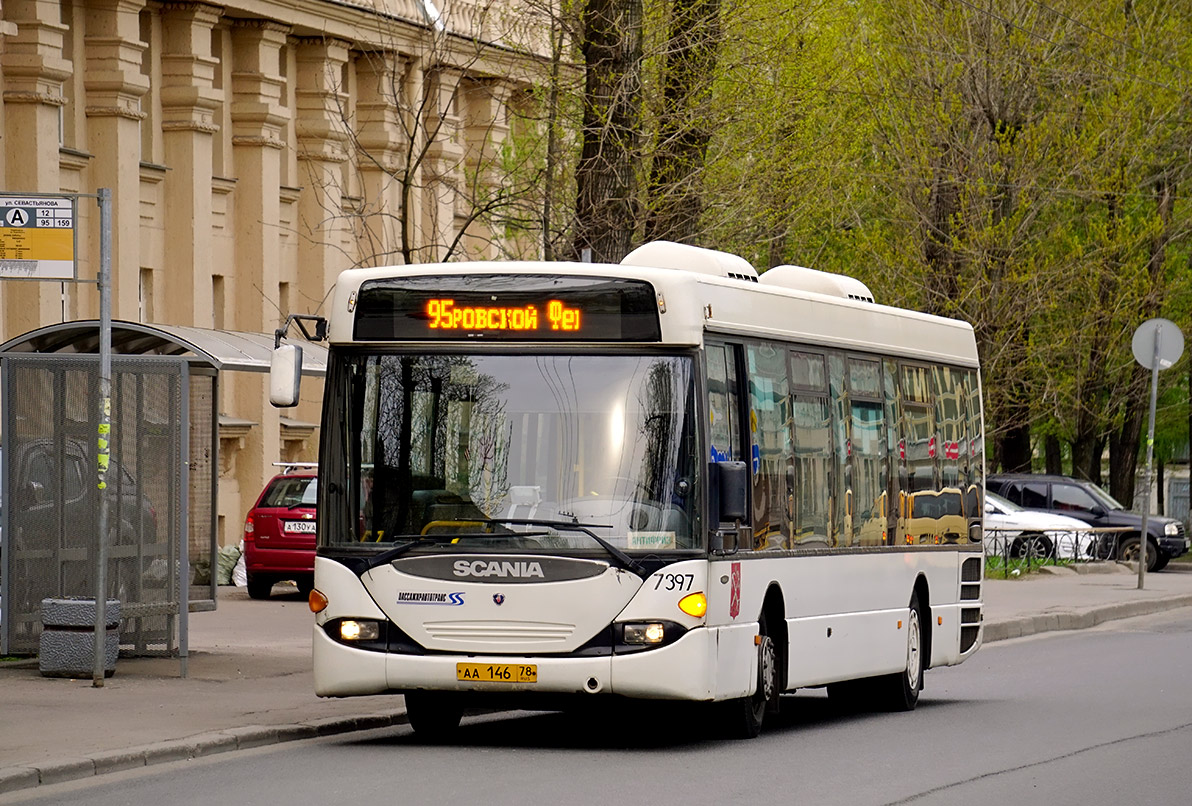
[5,592,1192,797]
[982,594,1192,643]
[0,708,409,796]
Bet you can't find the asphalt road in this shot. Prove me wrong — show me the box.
[7,608,1191,806]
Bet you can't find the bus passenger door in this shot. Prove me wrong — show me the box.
[705,340,750,550]
[705,340,760,699]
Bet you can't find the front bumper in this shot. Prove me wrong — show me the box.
[245,544,314,575]
[313,623,718,701]
[1157,536,1190,558]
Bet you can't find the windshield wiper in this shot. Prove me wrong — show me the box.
[361,518,648,578]
[478,518,648,578]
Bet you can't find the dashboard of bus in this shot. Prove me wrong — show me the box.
[318,350,703,555]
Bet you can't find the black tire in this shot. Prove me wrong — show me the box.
[719,611,779,739]
[405,692,464,741]
[1152,555,1170,572]
[871,592,925,712]
[1010,533,1054,561]
[296,576,315,596]
[246,575,274,600]
[1117,536,1160,572]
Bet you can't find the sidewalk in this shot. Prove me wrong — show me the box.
[3,563,1192,796]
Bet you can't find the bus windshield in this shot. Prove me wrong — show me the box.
[323,352,701,553]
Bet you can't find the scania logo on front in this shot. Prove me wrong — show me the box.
[453,560,545,579]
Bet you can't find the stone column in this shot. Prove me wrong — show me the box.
[83,0,149,321]
[353,50,406,265]
[159,1,222,327]
[293,36,348,301]
[461,78,511,259]
[228,18,288,506]
[420,65,463,263]
[1,0,71,336]
[229,19,287,333]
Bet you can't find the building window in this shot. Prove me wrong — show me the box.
[213,275,225,329]
[139,268,154,322]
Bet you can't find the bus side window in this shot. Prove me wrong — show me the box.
[746,343,792,550]
[706,344,742,464]
[790,351,830,548]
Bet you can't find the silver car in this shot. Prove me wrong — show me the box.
[983,490,1094,560]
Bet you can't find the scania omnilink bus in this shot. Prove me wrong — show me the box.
[269,241,985,739]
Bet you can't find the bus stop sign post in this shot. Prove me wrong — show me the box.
[94,188,112,686]
[1131,318,1184,591]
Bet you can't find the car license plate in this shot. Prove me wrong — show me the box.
[283,520,316,534]
[457,663,537,683]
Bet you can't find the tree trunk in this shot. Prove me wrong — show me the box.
[1044,434,1063,475]
[1108,368,1147,505]
[1107,175,1175,505]
[573,0,643,263]
[643,0,721,244]
[921,148,960,317]
[1158,460,1165,515]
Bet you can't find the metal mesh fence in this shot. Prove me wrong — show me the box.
[187,372,217,607]
[0,355,210,656]
[984,527,1126,575]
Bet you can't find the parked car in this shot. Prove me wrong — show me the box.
[242,465,317,600]
[986,474,1191,572]
[983,490,1093,560]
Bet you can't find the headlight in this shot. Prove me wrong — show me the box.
[339,620,381,641]
[623,622,666,644]
[1165,522,1179,536]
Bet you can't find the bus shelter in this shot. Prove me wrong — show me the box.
[0,320,325,661]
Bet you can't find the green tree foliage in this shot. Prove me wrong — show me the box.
[688,0,1192,498]
[546,0,1192,499]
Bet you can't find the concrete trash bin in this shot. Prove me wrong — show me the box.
[39,598,121,678]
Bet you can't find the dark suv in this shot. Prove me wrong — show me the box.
[986,474,1189,571]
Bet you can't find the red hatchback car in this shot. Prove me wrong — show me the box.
[242,466,317,600]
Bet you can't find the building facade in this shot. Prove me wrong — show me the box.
[0,0,550,549]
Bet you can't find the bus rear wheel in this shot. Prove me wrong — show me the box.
[405,692,464,741]
[873,592,924,712]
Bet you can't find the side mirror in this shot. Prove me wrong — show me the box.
[710,460,748,522]
[269,344,303,407]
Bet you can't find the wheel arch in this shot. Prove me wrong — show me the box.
[760,583,788,692]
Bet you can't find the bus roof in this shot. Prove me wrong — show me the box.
[326,245,978,367]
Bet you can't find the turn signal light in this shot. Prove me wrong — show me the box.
[309,589,328,613]
[678,592,707,618]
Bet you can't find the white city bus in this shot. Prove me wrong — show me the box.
[271,241,984,739]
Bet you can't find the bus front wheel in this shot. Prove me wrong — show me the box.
[719,612,778,739]
[405,692,464,741]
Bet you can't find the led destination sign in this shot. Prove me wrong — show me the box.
[426,298,581,333]
[354,274,661,341]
